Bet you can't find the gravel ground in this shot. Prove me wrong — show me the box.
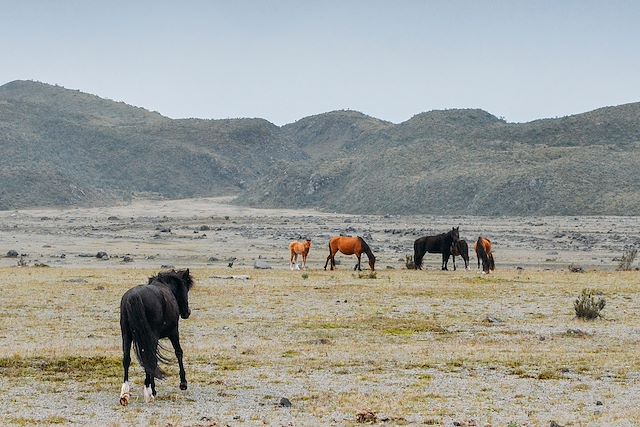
[1,197,640,426]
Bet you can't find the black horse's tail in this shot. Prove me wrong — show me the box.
[413,239,424,269]
[488,252,495,271]
[122,293,168,379]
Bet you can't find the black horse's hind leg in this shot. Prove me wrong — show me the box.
[119,330,132,406]
[144,372,155,402]
[169,332,188,390]
[452,255,456,271]
[122,331,132,383]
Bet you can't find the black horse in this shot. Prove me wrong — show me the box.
[449,239,470,271]
[413,227,460,270]
[119,269,194,406]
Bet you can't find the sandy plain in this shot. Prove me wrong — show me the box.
[1,197,639,426]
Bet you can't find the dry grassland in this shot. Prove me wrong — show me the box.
[1,266,640,426]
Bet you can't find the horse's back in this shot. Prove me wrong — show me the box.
[330,236,359,255]
[121,284,178,334]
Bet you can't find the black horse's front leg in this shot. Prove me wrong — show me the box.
[170,332,188,390]
[442,253,448,270]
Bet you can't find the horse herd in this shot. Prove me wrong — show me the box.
[119,227,495,405]
[290,227,496,274]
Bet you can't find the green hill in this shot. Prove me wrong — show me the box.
[1,80,639,215]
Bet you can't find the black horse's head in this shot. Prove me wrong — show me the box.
[150,269,194,319]
[450,227,460,245]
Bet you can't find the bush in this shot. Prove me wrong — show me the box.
[574,289,605,320]
[405,255,416,270]
[301,272,309,280]
[617,248,637,271]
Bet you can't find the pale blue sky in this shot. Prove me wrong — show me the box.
[1,0,639,124]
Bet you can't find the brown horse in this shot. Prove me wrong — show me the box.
[324,236,375,271]
[474,236,495,273]
[289,239,312,270]
[449,239,470,271]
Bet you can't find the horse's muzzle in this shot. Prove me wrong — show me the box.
[181,309,191,319]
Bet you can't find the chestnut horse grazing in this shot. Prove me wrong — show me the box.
[289,239,312,270]
[324,236,375,271]
[474,236,495,273]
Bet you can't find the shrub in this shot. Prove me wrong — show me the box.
[574,289,605,320]
[358,271,377,279]
[617,248,637,271]
[301,272,309,279]
[405,255,416,270]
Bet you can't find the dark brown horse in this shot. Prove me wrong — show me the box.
[474,236,495,273]
[414,227,460,270]
[324,236,375,271]
[449,239,470,271]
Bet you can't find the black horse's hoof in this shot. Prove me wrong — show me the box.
[180,382,188,390]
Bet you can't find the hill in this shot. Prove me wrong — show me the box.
[1,80,639,215]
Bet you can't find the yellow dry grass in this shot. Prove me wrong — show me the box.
[1,266,639,425]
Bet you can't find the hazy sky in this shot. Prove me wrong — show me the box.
[2,0,639,125]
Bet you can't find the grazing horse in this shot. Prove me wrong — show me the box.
[119,269,194,406]
[324,236,375,271]
[289,239,312,270]
[474,236,495,273]
[449,239,470,271]
[413,227,460,270]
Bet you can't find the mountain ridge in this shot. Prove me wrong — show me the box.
[1,80,640,215]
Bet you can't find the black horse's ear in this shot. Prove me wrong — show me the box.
[184,268,190,277]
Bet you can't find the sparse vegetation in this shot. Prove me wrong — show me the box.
[574,288,606,320]
[617,247,638,271]
[1,263,640,424]
[405,255,416,269]
[358,271,377,279]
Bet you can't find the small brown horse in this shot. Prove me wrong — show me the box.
[324,236,375,271]
[474,236,495,273]
[289,239,312,270]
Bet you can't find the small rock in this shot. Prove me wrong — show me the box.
[483,316,504,325]
[122,256,133,263]
[565,328,589,337]
[161,264,175,269]
[6,250,19,258]
[568,264,584,273]
[550,421,563,427]
[254,260,272,269]
[200,225,211,231]
[208,256,219,262]
[107,216,119,220]
[278,397,292,408]
[596,400,603,406]
[96,251,109,260]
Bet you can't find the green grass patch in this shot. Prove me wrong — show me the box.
[0,355,121,380]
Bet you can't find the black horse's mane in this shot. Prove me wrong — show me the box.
[148,269,194,290]
[358,236,375,260]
